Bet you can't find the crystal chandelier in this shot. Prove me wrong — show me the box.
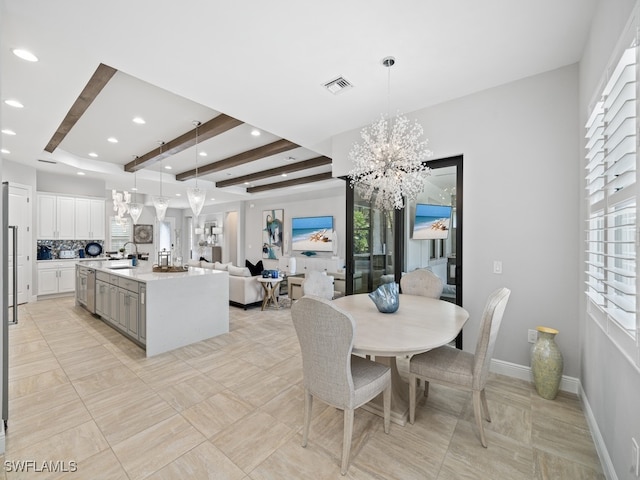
[112,189,131,225]
[348,56,433,211]
[128,155,144,224]
[152,141,169,222]
[186,120,206,222]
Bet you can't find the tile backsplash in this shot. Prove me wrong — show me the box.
[37,240,104,259]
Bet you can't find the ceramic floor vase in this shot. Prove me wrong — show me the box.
[531,326,563,400]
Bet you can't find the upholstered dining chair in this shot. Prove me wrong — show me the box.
[302,270,335,300]
[400,269,444,299]
[408,287,511,447]
[291,296,391,475]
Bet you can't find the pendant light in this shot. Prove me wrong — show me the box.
[129,155,144,224]
[186,120,206,222]
[348,56,432,210]
[152,141,169,222]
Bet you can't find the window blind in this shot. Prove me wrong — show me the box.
[110,216,132,252]
[585,44,638,334]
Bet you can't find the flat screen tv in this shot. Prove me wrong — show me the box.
[412,204,452,240]
[291,215,333,252]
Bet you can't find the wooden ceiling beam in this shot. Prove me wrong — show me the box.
[246,171,334,193]
[215,156,332,188]
[124,114,243,172]
[44,63,117,153]
[176,139,299,181]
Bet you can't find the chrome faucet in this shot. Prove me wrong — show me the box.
[123,241,139,259]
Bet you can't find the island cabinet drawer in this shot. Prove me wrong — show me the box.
[96,271,111,283]
[118,277,139,293]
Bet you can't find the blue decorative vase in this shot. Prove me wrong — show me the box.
[369,283,400,313]
[531,326,563,400]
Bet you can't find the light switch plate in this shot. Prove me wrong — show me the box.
[493,260,503,274]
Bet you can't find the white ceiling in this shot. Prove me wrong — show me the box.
[0,0,598,208]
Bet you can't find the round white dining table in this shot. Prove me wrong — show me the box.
[333,293,469,425]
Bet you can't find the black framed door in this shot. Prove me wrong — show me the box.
[345,155,463,347]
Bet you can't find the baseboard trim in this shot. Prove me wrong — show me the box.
[578,384,617,480]
[490,359,616,479]
[0,421,5,454]
[490,359,580,394]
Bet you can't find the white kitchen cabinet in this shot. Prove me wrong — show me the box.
[138,285,146,344]
[108,283,119,327]
[38,193,104,240]
[95,279,109,318]
[75,198,105,240]
[37,194,75,239]
[37,261,76,295]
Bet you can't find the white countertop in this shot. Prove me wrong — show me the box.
[78,260,226,283]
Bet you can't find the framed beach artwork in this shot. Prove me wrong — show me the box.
[262,209,284,259]
[291,215,333,252]
[411,204,452,240]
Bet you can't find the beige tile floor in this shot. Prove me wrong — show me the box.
[0,296,604,479]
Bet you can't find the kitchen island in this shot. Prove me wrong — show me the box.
[76,260,229,357]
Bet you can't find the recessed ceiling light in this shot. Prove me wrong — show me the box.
[1,149,10,154]
[88,152,98,158]
[131,187,138,191]
[244,181,250,185]
[107,137,118,143]
[175,193,181,197]
[77,172,85,176]
[281,173,288,177]
[210,197,215,201]
[164,165,172,170]
[199,151,207,157]
[251,129,260,136]
[4,99,24,108]
[12,48,38,62]
[2,129,16,136]
[132,117,146,124]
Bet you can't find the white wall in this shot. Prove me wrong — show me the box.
[334,65,581,377]
[243,186,346,267]
[578,1,639,478]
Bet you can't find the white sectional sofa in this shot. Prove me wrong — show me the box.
[188,260,274,309]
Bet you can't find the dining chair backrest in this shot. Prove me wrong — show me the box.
[291,296,356,408]
[472,287,511,390]
[303,270,335,300]
[400,269,444,299]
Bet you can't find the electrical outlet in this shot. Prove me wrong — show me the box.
[493,260,503,274]
[528,329,538,343]
[632,437,639,477]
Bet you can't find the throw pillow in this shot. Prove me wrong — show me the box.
[214,261,232,271]
[245,259,264,276]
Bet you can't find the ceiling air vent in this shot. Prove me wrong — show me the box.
[323,76,353,95]
[38,159,57,164]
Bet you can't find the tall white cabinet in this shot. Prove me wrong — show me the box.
[74,198,105,240]
[37,194,76,239]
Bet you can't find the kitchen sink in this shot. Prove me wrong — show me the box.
[105,260,133,269]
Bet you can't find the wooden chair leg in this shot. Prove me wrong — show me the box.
[472,390,487,447]
[302,389,312,447]
[383,385,391,433]
[409,374,417,424]
[480,389,491,422]
[341,408,354,475]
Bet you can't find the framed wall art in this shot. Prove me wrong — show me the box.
[133,224,153,244]
[262,209,283,259]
